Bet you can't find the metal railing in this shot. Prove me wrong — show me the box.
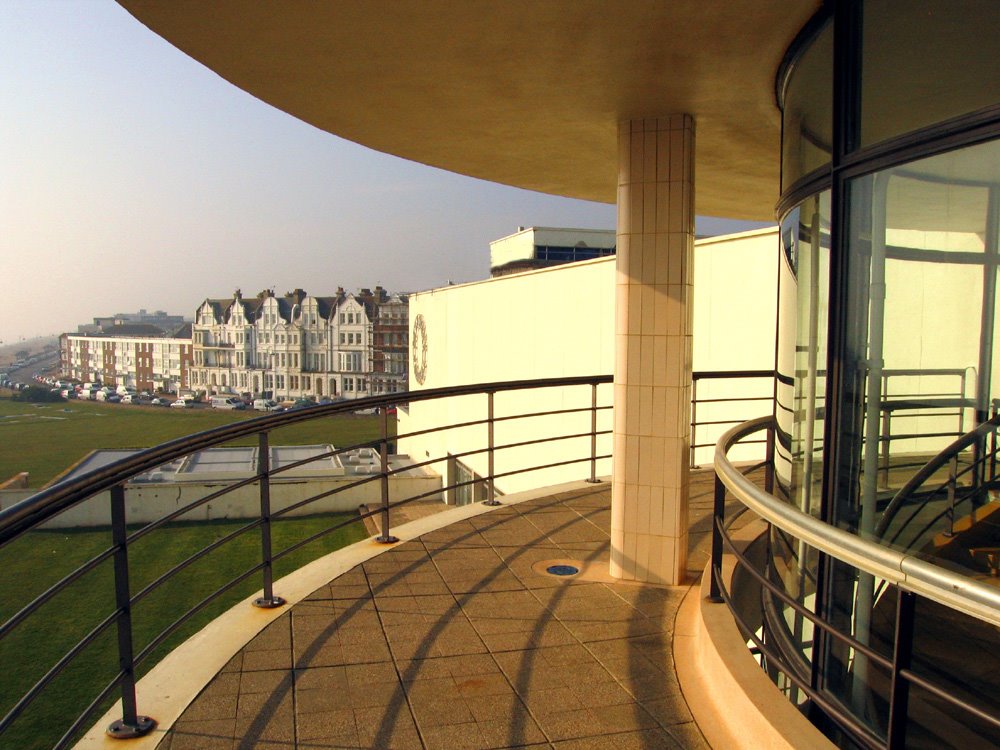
[690,369,778,467]
[710,417,1000,750]
[0,375,612,749]
[876,413,1000,545]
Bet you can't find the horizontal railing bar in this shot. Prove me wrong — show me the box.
[271,513,371,562]
[0,375,613,544]
[694,418,769,427]
[899,667,1000,731]
[130,519,262,606]
[692,397,774,404]
[492,429,612,454]
[266,439,378,477]
[493,453,612,482]
[717,517,892,669]
[133,562,264,668]
[491,404,612,424]
[0,607,121,734]
[53,670,127,750]
[692,370,777,380]
[126,474,262,545]
[269,473,383,519]
[0,544,116,642]
[693,440,766,449]
[713,570,885,750]
[877,414,1000,536]
[716,417,1000,627]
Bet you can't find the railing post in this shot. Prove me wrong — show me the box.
[944,454,958,538]
[708,472,726,603]
[586,382,601,483]
[376,406,399,542]
[253,433,285,608]
[879,408,891,489]
[886,589,916,750]
[106,484,156,739]
[483,391,501,506]
[690,377,698,468]
[764,422,776,495]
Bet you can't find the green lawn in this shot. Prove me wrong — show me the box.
[0,512,368,750]
[0,398,389,487]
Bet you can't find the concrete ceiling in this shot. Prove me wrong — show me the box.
[120,1,822,221]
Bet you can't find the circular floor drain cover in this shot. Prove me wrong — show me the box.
[546,564,580,576]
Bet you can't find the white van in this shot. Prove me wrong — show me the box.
[253,399,279,412]
[210,396,245,410]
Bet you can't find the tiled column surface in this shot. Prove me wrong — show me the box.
[610,116,694,586]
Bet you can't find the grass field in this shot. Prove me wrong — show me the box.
[0,512,368,750]
[0,397,389,487]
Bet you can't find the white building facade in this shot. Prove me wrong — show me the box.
[190,288,408,401]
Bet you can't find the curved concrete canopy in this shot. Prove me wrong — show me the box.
[120,1,821,220]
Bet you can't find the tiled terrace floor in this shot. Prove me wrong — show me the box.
[158,471,727,750]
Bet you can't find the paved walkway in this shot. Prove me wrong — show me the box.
[158,471,727,750]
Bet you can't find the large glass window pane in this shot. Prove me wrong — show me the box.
[861,0,1000,147]
[775,191,831,520]
[781,21,833,192]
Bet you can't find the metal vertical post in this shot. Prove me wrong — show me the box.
[483,391,501,505]
[764,422,776,495]
[253,433,285,607]
[586,383,601,483]
[944,454,958,538]
[708,473,726,603]
[887,589,916,750]
[376,406,399,542]
[106,484,156,739]
[690,377,698,468]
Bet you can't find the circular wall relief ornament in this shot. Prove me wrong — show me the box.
[412,314,428,385]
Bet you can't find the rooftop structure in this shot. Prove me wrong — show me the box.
[489,227,616,277]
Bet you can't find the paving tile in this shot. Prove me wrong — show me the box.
[295,708,356,739]
[421,721,489,750]
[408,694,475,726]
[478,714,549,747]
[157,484,715,749]
[241,648,292,672]
[168,718,235,750]
[535,708,606,741]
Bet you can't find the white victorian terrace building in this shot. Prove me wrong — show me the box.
[190,287,408,402]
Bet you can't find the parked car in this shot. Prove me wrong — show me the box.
[121,394,139,405]
[106,394,122,404]
[150,397,168,406]
[210,396,245,410]
[170,399,192,409]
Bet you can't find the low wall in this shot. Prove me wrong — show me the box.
[6,474,442,529]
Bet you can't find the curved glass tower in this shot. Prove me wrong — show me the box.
[767,1,1000,746]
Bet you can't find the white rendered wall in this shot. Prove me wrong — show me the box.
[399,227,779,497]
[399,256,616,496]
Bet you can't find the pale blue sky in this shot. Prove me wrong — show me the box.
[0,1,769,344]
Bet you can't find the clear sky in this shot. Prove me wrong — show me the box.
[0,1,770,345]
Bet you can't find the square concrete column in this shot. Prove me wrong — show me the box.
[610,116,694,586]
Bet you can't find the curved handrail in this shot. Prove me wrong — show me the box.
[0,375,612,544]
[0,374,615,749]
[715,417,1000,628]
[874,413,1000,537]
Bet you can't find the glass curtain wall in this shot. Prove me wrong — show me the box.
[771,1,1000,746]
